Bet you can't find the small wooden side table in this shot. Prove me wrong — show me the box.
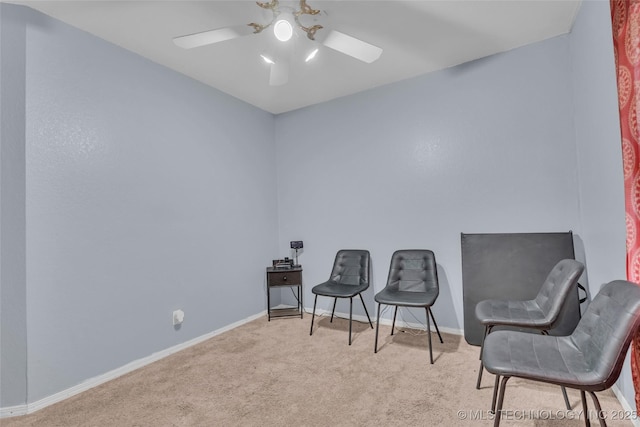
[266,266,303,320]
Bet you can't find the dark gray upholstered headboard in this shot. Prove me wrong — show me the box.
[461,232,580,345]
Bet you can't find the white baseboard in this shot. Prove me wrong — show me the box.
[0,311,266,418]
[308,306,464,336]
[611,385,640,427]
[0,405,28,418]
[376,313,464,336]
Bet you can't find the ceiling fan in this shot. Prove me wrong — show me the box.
[173,0,383,86]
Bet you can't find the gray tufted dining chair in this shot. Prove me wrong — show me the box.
[483,279,640,427]
[309,250,373,345]
[373,250,443,364]
[475,259,584,410]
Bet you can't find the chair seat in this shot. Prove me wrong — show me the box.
[475,299,549,329]
[375,287,437,307]
[482,330,600,390]
[312,280,368,298]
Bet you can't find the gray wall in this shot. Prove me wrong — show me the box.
[569,0,630,405]
[275,0,631,405]
[571,0,625,297]
[275,34,581,330]
[0,4,28,408]
[5,5,279,403]
[1,0,634,412]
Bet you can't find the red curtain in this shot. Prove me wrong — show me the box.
[611,0,640,410]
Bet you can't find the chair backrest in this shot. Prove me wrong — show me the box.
[533,259,584,319]
[329,250,370,287]
[386,249,438,294]
[571,280,640,390]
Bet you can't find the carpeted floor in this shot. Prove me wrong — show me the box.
[3,313,635,426]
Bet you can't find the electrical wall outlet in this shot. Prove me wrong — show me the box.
[172,309,184,326]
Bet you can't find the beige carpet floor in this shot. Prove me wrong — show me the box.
[3,313,635,426]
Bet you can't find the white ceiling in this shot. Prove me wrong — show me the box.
[13,0,582,114]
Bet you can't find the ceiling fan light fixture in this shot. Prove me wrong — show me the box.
[273,18,293,42]
[269,61,289,86]
[173,26,253,49]
[322,30,383,63]
[305,48,319,62]
[173,0,380,88]
[260,54,275,64]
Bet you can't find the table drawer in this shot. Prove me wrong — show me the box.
[268,270,302,286]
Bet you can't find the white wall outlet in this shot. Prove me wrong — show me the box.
[172,309,184,326]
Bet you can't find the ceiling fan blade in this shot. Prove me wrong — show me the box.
[269,61,289,86]
[173,25,253,49]
[322,30,382,63]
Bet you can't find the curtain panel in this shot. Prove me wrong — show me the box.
[611,0,640,410]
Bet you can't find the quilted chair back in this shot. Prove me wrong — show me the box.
[329,250,370,287]
[572,280,640,390]
[386,250,438,294]
[533,259,584,321]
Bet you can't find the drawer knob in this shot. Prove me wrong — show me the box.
[283,276,287,280]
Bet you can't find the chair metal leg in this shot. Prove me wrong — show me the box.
[330,297,337,322]
[428,307,443,343]
[391,306,398,335]
[479,326,491,359]
[348,297,353,345]
[359,293,374,328]
[310,295,318,336]
[580,390,590,427]
[476,360,485,390]
[425,307,433,364]
[374,304,381,353]
[562,386,571,410]
[587,391,606,427]
[490,374,500,414]
[476,325,490,389]
[493,376,510,427]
